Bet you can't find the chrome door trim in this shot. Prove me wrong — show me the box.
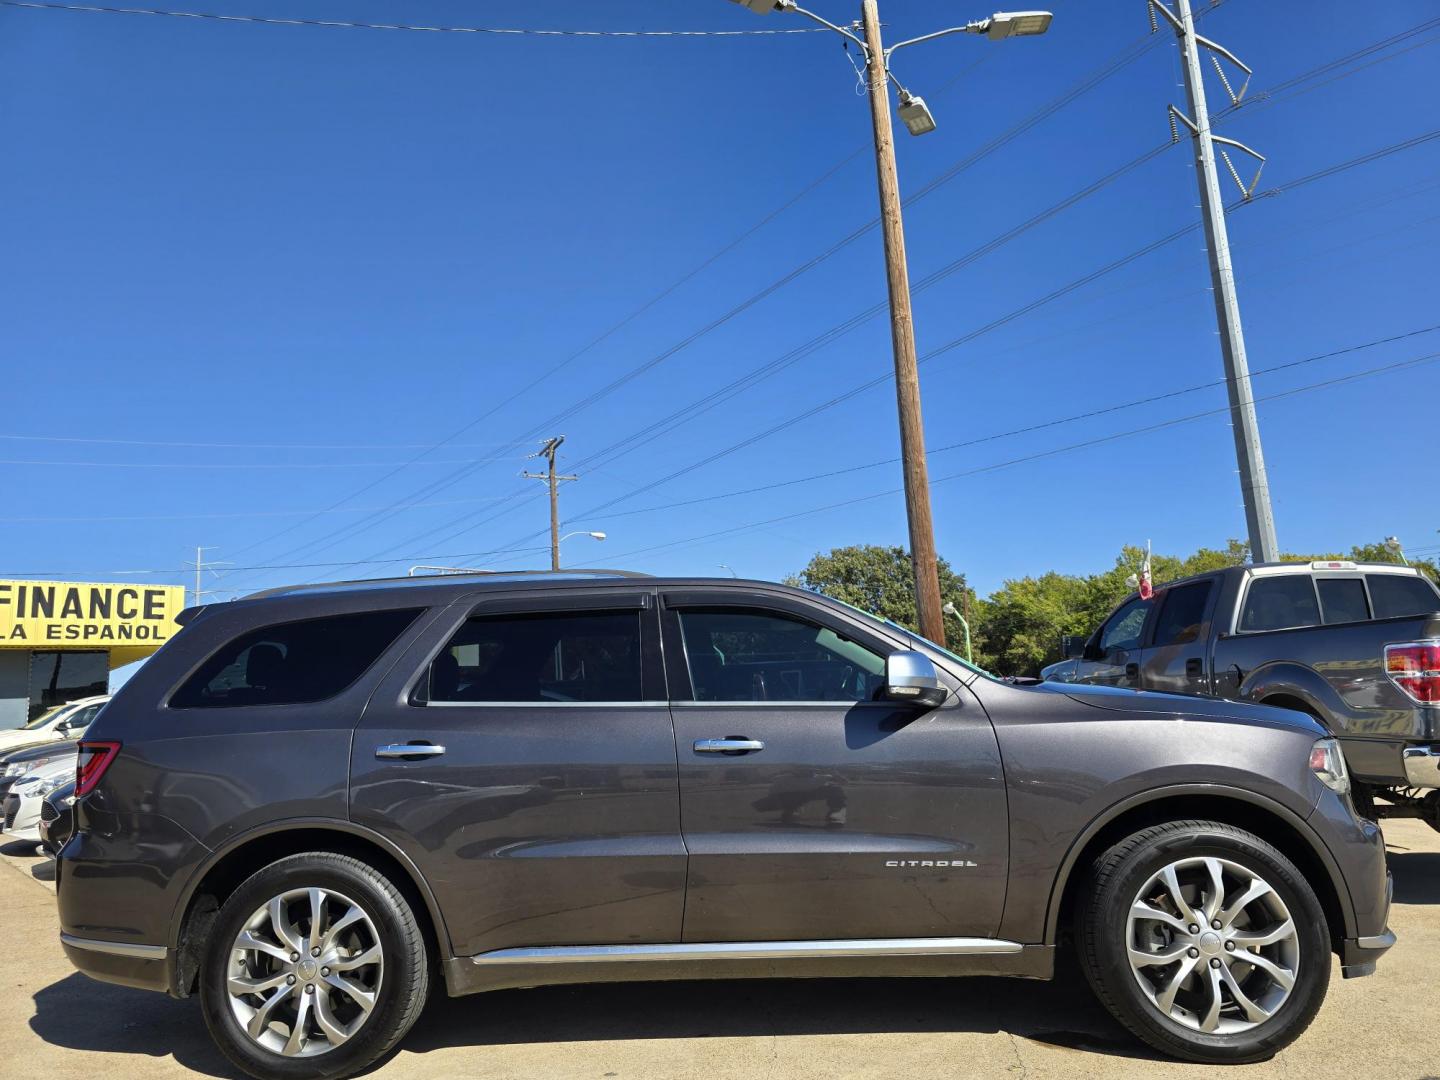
[60,933,168,960]
[374,744,447,759]
[468,937,1023,966]
[693,738,765,753]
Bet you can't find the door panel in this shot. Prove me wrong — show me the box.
[1138,578,1218,695]
[350,590,686,957]
[1075,596,1153,687]
[661,592,1008,943]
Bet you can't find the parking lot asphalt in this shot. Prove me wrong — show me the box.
[2,822,1437,1080]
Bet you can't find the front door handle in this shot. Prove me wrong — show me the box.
[694,737,765,755]
[1186,658,1205,678]
[1125,663,1140,680]
[376,742,447,760]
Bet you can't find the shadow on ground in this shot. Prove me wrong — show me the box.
[401,969,1152,1061]
[1387,850,1440,904]
[31,974,242,1079]
[27,843,1440,1072]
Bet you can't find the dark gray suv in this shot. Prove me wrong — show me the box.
[57,572,1393,1078]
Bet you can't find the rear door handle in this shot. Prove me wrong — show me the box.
[375,742,447,760]
[693,738,765,754]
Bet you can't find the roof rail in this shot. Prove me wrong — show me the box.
[244,568,651,600]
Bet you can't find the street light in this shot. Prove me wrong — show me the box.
[982,11,1053,39]
[726,0,1051,647]
[559,531,607,544]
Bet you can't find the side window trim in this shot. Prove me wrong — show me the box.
[413,591,664,707]
[660,593,897,705]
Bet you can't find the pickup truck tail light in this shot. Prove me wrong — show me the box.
[75,741,121,797]
[1384,642,1440,704]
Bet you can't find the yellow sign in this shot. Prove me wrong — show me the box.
[0,580,186,662]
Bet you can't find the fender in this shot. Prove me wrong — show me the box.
[166,816,454,960]
[1041,782,1356,944]
[1238,660,1348,729]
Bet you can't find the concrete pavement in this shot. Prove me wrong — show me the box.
[2,823,1437,1080]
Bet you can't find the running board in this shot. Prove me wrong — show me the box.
[469,937,1023,965]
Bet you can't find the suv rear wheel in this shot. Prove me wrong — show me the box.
[199,852,430,1080]
[1078,819,1330,1063]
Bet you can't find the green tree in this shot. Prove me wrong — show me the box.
[784,545,974,636]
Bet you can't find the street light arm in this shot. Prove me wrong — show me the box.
[884,21,987,58]
[779,1,868,52]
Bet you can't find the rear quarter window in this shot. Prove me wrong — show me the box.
[170,608,422,709]
[1367,574,1440,620]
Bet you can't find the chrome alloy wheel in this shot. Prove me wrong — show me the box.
[1126,856,1299,1034]
[226,888,384,1058]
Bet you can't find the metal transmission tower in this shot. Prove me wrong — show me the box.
[1149,0,1278,562]
[522,436,578,571]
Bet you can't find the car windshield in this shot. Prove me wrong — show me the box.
[21,703,71,730]
[883,619,993,678]
[818,595,991,677]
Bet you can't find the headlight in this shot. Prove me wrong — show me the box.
[1309,738,1351,795]
[3,762,27,778]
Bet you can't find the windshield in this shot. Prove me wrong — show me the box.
[21,703,72,730]
[815,594,991,678]
[881,619,992,678]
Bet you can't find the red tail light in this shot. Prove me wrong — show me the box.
[1384,642,1440,704]
[75,741,121,796]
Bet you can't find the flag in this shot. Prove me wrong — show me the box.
[1138,541,1153,600]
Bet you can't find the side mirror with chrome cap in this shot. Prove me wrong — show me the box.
[882,650,948,709]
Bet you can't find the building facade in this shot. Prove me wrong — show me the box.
[0,579,185,728]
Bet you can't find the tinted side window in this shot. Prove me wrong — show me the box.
[1240,577,1320,633]
[1367,574,1440,619]
[1100,598,1153,653]
[1317,578,1370,625]
[171,609,421,708]
[427,611,641,703]
[677,608,885,703]
[1152,582,1212,647]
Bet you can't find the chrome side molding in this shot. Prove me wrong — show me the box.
[470,937,1023,966]
[60,933,168,960]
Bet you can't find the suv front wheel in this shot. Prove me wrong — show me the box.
[1078,819,1330,1064]
[199,852,430,1080]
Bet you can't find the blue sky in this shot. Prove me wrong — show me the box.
[2,0,1438,610]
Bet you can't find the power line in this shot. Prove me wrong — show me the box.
[4,547,550,581]
[0,454,529,470]
[0,494,522,525]
[227,20,1198,585]
[366,22,1440,568]
[591,350,1440,566]
[453,131,1440,565]
[0,1,831,36]
[573,324,1440,523]
[0,433,532,451]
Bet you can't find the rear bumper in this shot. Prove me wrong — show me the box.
[1339,870,1394,978]
[60,934,170,993]
[1340,928,1396,978]
[1401,745,1440,788]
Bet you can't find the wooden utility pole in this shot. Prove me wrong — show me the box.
[861,0,946,646]
[522,436,577,571]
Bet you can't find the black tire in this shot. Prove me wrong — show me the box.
[199,852,430,1080]
[1077,819,1330,1064]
